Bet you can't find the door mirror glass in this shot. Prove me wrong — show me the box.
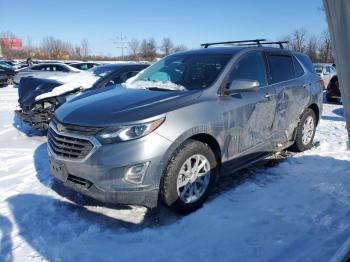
[224,79,260,94]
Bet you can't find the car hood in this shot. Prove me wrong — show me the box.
[35,71,99,101]
[18,77,62,109]
[55,86,202,126]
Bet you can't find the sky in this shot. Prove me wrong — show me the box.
[0,0,328,56]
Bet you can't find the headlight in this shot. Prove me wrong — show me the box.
[96,117,165,144]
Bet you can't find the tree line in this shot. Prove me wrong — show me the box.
[1,29,333,63]
[280,28,334,63]
[0,31,187,61]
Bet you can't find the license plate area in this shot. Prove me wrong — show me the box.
[49,158,68,182]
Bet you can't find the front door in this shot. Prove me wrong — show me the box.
[222,51,277,159]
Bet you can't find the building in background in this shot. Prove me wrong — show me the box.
[0,37,23,51]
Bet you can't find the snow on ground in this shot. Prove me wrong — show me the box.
[0,86,349,262]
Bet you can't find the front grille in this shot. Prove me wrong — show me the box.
[48,127,94,160]
[51,117,103,136]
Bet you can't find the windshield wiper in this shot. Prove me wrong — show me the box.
[146,87,181,92]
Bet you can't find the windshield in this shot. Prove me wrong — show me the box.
[314,65,323,74]
[0,62,14,70]
[124,53,232,91]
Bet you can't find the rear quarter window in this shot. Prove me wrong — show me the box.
[268,54,295,83]
[295,53,316,74]
[293,56,304,77]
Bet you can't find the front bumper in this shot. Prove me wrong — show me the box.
[48,125,172,208]
[15,109,52,130]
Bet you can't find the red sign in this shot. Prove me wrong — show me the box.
[1,37,23,50]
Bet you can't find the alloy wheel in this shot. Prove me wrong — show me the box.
[176,154,211,204]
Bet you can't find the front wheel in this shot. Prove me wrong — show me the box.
[6,76,14,86]
[289,108,316,152]
[160,140,218,213]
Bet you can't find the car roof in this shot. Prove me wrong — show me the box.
[174,46,293,56]
[95,63,148,70]
[70,62,99,65]
[32,63,68,66]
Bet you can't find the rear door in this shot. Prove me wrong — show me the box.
[266,51,309,146]
[222,51,277,159]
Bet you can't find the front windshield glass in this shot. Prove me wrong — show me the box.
[0,62,14,70]
[314,65,323,74]
[124,53,232,91]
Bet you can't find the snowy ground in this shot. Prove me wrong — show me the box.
[0,86,349,262]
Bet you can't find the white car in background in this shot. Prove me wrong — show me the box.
[14,63,81,85]
[314,64,337,90]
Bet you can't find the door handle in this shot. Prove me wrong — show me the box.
[264,93,273,99]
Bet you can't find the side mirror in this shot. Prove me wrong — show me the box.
[223,79,260,95]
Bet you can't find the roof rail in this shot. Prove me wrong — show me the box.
[200,39,267,48]
[201,40,289,49]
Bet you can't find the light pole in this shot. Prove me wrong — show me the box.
[113,32,127,60]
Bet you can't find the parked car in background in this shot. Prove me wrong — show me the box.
[15,63,148,130]
[0,59,17,67]
[314,63,337,90]
[326,75,341,102]
[69,62,100,70]
[13,63,81,85]
[0,62,16,86]
[47,40,322,213]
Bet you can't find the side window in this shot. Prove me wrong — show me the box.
[81,64,89,70]
[293,56,304,77]
[54,65,69,72]
[268,54,295,83]
[105,71,139,87]
[123,71,139,81]
[41,65,51,71]
[229,52,267,87]
[31,65,42,71]
[325,66,331,74]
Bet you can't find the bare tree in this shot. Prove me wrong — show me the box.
[306,35,318,62]
[147,38,157,60]
[81,38,90,59]
[74,46,82,59]
[128,38,140,60]
[289,28,308,52]
[161,37,174,56]
[139,38,157,60]
[318,30,333,63]
[41,36,72,59]
[172,44,187,53]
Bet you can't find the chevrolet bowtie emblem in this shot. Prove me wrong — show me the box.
[56,123,65,132]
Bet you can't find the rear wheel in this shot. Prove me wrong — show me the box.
[160,140,218,213]
[289,108,316,152]
[326,94,338,103]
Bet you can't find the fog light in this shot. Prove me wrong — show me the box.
[124,162,150,184]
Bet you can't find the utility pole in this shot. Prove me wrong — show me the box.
[113,32,127,60]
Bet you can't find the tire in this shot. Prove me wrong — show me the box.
[326,95,338,103]
[6,77,14,86]
[289,108,317,152]
[160,139,218,213]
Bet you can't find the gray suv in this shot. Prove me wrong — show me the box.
[48,39,322,213]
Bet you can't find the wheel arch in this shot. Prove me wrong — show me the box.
[308,103,320,125]
[187,133,222,168]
